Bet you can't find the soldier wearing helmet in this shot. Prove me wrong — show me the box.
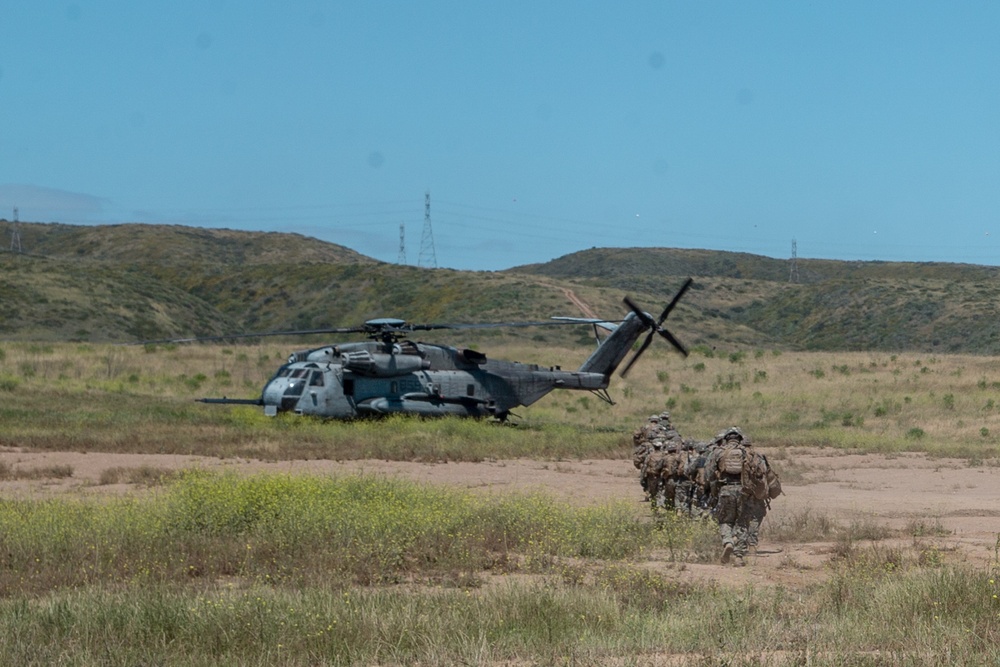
[705,426,779,566]
[671,439,700,516]
[684,440,714,517]
[705,427,749,564]
[632,415,663,497]
[634,412,685,510]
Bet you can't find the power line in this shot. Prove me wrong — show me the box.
[398,222,407,265]
[418,191,437,268]
[9,207,22,253]
[789,238,799,283]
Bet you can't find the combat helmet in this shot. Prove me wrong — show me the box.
[715,426,744,444]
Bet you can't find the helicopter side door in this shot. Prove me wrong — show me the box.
[298,366,356,419]
[282,365,357,419]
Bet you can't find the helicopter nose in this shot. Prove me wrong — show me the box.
[262,378,288,415]
[263,375,309,414]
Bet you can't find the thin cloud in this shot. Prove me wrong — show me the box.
[0,184,106,219]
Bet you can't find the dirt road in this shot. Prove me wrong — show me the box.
[3,446,998,590]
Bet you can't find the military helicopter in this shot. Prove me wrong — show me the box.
[155,279,692,421]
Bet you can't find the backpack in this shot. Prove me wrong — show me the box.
[741,449,771,500]
[718,446,745,475]
[765,466,783,499]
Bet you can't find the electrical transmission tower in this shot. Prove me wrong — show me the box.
[398,223,407,265]
[418,191,437,268]
[789,238,800,283]
[9,207,22,253]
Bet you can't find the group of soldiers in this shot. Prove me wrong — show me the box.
[632,412,782,567]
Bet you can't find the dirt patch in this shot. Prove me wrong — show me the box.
[2,446,998,590]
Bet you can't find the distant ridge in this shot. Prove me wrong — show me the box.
[3,222,1000,354]
[511,246,1000,284]
[512,247,1000,354]
[11,222,375,266]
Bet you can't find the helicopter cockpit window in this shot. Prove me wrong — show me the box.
[309,371,324,387]
[277,368,292,378]
[291,368,310,379]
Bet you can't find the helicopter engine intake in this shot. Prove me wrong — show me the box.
[342,350,430,377]
[288,347,337,364]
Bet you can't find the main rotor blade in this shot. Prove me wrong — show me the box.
[135,318,616,346]
[408,319,611,332]
[134,326,366,345]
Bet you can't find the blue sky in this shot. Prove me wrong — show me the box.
[2,2,1000,271]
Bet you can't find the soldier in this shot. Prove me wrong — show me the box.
[658,411,682,445]
[706,427,783,565]
[633,416,660,470]
[651,413,686,511]
[738,435,781,557]
[683,440,713,518]
[670,440,696,516]
[705,426,748,565]
[633,415,662,498]
[643,438,670,508]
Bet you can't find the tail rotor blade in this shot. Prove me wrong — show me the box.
[623,295,655,327]
[657,327,689,357]
[620,330,655,377]
[657,277,693,325]
[619,278,692,375]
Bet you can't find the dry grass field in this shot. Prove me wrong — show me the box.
[1,340,999,664]
[3,447,1000,592]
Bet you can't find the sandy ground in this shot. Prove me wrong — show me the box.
[2,446,999,589]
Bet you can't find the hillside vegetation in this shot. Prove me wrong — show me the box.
[512,247,1000,354]
[3,222,1000,353]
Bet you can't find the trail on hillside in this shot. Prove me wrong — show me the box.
[560,286,600,319]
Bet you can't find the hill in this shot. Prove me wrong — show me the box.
[510,247,1000,354]
[16,222,375,266]
[0,223,653,346]
[3,223,1000,354]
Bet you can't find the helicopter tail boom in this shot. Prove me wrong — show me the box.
[576,280,692,379]
[576,312,648,378]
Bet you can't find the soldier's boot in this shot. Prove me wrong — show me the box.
[721,543,734,564]
[733,555,746,567]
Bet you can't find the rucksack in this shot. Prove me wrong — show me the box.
[741,449,771,500]
[718,446,745,475]
[765,466,783,499]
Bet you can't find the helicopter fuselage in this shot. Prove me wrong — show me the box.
[194,283,693,421]
[254,339,612,419]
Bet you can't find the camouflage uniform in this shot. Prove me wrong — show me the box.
[633,416,660,470]
[653,412,685,511]
[671,441,696,515]
[633,415,662,497]
[644,440,671,508]
[706,427,757,566]
[684,440,713,518]
[736,439,780,555]
[738,494,768,555]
